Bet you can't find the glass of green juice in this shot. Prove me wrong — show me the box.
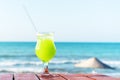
[35,32,56,76]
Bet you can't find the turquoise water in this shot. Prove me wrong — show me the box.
[0,42,120,77]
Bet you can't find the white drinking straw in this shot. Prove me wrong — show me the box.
[23,5,38,33]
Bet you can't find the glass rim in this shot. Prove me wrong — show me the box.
[37,32,54,36]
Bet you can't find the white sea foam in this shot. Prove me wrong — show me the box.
[103,61,120,65]
[0,60,119,77]
[0,67,42,73]
[104,73,120,78]
[0,60,120,66]
[0,59,81,67]
[51,59,80,64]
[0,61,42,66]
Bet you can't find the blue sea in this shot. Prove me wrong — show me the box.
[0,42,120,77]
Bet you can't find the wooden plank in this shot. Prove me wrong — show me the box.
[61,73,104,77]
[91,75,120,80]
[37,73,66,80]
[14,73,39,80]
[0,73,119,80]
[58,74,97,80]
[0,74,13,80]
[93,77,120,80]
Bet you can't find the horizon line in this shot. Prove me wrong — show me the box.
[1,41,120,43]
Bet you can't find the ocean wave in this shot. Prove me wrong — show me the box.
[0,67,119,77]
[102,60,120,68]
[0,60,120,67]
[0,60,79,67]
[106,73,120,77]
[0,67,42,73]
[0,55,36,57]
[0,61,42,66]
[51,59,80,64]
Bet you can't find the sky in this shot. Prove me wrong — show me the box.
[0,0,120,42]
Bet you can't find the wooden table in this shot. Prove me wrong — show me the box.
[0,73,119,80]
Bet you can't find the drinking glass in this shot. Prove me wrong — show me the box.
[35,33,56,77]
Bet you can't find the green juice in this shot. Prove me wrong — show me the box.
[35,36,56,63]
